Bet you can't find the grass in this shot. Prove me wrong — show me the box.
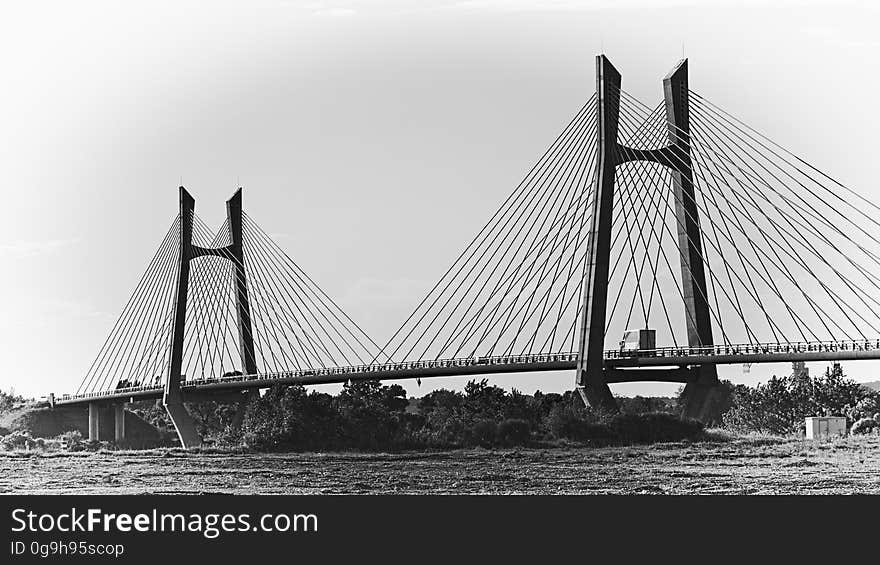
[0,428,867,458]
[3,433,880,494]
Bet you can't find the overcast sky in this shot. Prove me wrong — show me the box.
[1,0,878,399]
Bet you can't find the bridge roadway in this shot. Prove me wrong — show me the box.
[55,339,880,406]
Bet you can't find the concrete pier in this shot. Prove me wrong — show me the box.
[88,402,100,441]
[114,404,125,442]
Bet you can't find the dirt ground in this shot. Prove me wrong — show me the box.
[2,432,880,494]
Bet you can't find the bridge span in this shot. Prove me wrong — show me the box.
[56,338,880,407]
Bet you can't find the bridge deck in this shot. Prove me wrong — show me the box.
[56,339,880,406]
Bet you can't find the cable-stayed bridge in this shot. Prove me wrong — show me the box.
[54,55,880,447]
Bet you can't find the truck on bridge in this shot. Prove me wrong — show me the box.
[619,329,656,357]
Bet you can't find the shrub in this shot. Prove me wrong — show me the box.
[607,412,704,444]
[470,419,498,447]
[722,365,880,435]
[241,385,341,450]
[497,419,530,446]
[214,379,713,451]
[0,389,26,414]
[619,396,676,415]
[187,400,242,438]
[850,418,878,435]
[57,430,85,451]
[0,431,37,451]
[464,380,508,420]
[239,381,413,451]
[546,402,611,441]
[844,396,880,423]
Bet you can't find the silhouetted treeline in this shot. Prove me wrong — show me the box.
[213,379,702,451]
[121,363,880,451]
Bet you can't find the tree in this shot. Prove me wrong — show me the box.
[722,364,880,434]
[0,389,26,414]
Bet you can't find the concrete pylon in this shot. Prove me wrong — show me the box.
[164,187,201,448]
[575,55,621,415]
[164,187,260,448]
[575,55,719,421]
[661,60,719,421]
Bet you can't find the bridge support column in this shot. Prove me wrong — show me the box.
[575,54,622,415]
[163,401,200,448]
[662,60,720,421]
[163,186,260,448]
[680,378,721,421]
[164,186,202,448]
[114,404,126,442]
[575,55,720,422]
[227,189,259,377]
[88,403,100,442]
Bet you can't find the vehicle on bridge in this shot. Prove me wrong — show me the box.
[619,329,656,357]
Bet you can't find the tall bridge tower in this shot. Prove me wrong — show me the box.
[576,56,719,419]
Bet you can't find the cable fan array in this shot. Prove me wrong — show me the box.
[378,94,601,363]
[76,211,385,395]
[601,82,880,349]
[77,218,181,395]
[78,76,880,396]
[379,83,880,363]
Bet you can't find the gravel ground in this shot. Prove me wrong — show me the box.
[2,433,879,494]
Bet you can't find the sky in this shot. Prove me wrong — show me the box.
[1,0,879,399]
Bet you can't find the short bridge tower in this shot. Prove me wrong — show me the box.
[164,187,259,447]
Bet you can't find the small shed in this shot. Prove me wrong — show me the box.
[804,416,847,439]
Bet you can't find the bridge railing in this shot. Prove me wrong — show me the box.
[604,338,880,360]
[181,352,581,388]
[56,384,160,403]
[56,338,880,403]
